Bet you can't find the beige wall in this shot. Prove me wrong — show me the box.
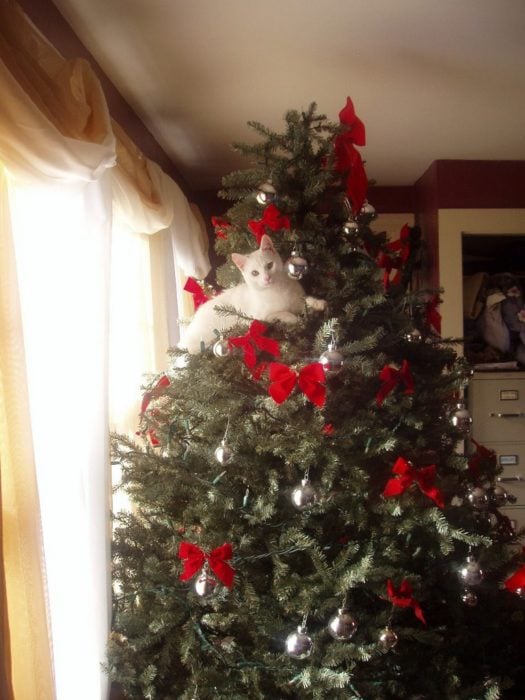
[438,208,525,340]
[377,213,415,241]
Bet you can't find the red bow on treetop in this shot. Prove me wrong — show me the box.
[376,360,415,406]
[383,457,445,509]
[425,295,442,335]
[334,96,368,216]
[504,565,525,594]
[184,277,210,310]
[178,542,235,588]
[229,320,280,370]
[268,362,326,408]
[248,204,291,245]
[386,578,426,624]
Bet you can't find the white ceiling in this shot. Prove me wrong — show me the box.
[51,0,525,192]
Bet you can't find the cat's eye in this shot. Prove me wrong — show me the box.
[265,262,273,270]
[251,270,259,276]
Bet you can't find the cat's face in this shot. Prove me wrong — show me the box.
[232,235,283,289]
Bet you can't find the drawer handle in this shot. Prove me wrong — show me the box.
[498,476,524,483]
[489,412,525,418]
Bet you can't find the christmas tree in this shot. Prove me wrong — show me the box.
[107,98,525,699]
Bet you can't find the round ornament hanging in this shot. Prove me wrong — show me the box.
[458,554,484,586]
[291,478,317,509]
[213,337,232,358]
[255,180,277,205]
[319,342,344,376]
[342,217,360,236]
[215,439,234,465]
[451,402,472,435]
[286,252,308,280]
[404,327,423,343]
[379,626,398,650]
[285,624,313,659]
[359,200,377,220]
[461,589,478,607]
[327,608,358,640]
[194,569,217,597]
[467,485,489,510]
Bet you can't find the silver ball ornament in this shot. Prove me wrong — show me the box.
[404,327,422,343]
[194,570,217,597]
[461,589,479,606]
[255,180,277,205]
[291,478,317,509]
[213,337,231,358]
[214,439,234,465]
[451,402,472,435]
[286,253,308,280]
[327,608,358,640]
[319,343,344,376]
[458,555,484,586]
[467,486,490,510]
[285,625,313,659]
[379,626,398,650]
[359,200,377,220]
[489,484,516,507]
[342,218,360,236]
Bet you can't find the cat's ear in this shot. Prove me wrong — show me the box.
[260,234,276,254]
[232,253,247,271]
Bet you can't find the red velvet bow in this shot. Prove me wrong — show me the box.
[178,542,235,588]
[141,375,171,414]
[376,360,415,406]
[386,579,426,624]
[387,224,411,263]
[268,362,326,408]
[377,251,400,290]
[184,277,210,310]
[505,565,525,593]
[229,320,280,370]
[467,438,496,480]
[338,96,366,144]
[211,216,230,240]
[383,457,444,508]
[334,97,368,215]
[248,204,291,245]
[425,295,442,334]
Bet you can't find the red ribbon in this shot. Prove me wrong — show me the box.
[268,362,326,408]
[184,278,210,310]
[504,565,525,593]
[383,457,444,509]
[386,579,426,624]
[247,204,291,245]
[425,295,442,334]
[377,225,411,290]
[376,360,414,406]
[140,375,171,414]
[211,216,230,240]
[178,542,235,588]
[334,97,368,215]
[228,320,280,370]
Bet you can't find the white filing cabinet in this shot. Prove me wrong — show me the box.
[467,371,525,530]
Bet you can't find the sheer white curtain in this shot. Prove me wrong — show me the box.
[0,4,210,699]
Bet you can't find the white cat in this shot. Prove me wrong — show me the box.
[181,234,326,353]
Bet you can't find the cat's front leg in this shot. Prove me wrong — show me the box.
[305,296,327,312]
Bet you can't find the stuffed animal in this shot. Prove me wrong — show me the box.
[479,273,525,365]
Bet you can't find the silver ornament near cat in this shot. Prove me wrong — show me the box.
[181,234,326,353]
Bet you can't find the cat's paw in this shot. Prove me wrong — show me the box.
[305,296,327,312]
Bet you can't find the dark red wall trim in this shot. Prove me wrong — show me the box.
[434,160,525,209]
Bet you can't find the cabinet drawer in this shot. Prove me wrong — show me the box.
[468,374,525,443]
